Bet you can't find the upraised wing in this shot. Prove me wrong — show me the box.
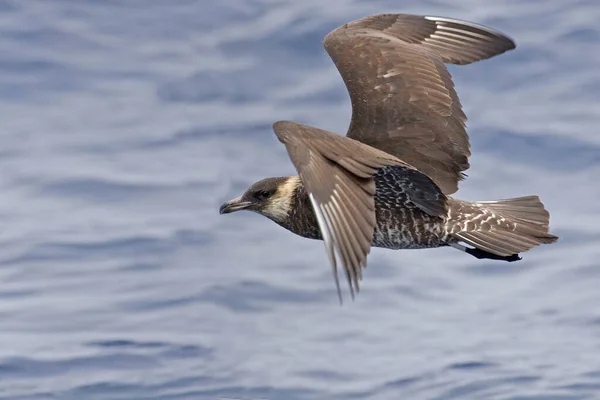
[324,14,515,194]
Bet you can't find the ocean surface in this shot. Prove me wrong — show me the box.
[1,1,599,399]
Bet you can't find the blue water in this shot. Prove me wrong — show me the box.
[1,1,599,399]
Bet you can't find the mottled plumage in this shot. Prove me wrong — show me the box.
[219,13,558,301]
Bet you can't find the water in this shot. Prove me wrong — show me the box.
[1,0,599,399]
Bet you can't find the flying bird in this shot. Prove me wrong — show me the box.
[219,13,558,301]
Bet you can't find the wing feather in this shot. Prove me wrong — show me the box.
[323,14,515,194]
[273,121,447,300]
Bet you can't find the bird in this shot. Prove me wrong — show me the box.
[219,13,559,302]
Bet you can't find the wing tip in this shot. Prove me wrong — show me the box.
[326,13,516,65]
[424,15,516,53]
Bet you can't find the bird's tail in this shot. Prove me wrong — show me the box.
[447,195,558,260]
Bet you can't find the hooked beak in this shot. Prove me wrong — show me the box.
[219,196,252,214]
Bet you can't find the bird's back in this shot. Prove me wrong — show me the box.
[372,166,448,249]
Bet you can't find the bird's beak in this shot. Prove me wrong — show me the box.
[219,196,252,214]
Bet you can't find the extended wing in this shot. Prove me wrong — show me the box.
[324,14,515,194]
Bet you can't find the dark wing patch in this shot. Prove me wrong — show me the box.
[391,166,447,217]
[273,121,447,301]
[324,14,515,194]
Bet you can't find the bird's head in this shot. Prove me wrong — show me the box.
[219,176,301,222]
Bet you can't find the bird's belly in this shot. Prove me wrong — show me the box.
[371,168,446,250]
[372,217,446,249]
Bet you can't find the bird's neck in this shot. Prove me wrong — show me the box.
[275,177,322,240]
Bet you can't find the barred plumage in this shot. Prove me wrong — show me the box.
[219,13,558,301]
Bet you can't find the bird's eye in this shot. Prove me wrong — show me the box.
[253,190,271,200]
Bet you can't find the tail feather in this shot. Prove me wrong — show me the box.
[475,196,550,226]
[449,195,558,257]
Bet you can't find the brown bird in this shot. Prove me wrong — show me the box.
[219,13,558,301]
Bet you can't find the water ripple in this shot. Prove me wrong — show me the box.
[0,1,598,399]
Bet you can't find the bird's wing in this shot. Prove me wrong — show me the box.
[324,14,515,194]
[273,120,446,301]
